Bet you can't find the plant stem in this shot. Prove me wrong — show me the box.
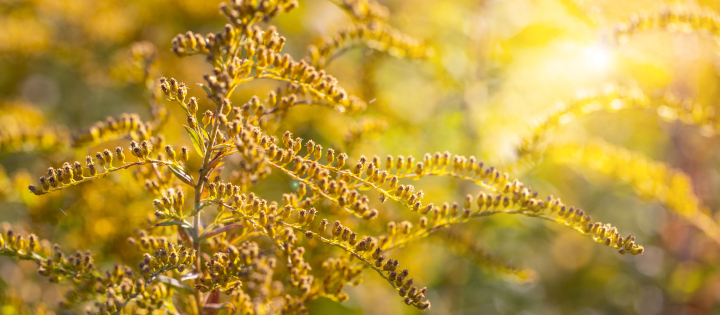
[192,97,227,315]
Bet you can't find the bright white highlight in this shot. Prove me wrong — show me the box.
[582,44,612,74]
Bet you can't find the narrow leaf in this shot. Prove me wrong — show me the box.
[181,272,200,281]
[197,83,212,97]
[208,161,225,175]
[178,226,193,245]
[201,223,244,240]
[156,275,194,295]
[203,302,236,311]
[154,220,193,229]
[199,126,210,142]
[207,151,226,171]
[168,165,195,186]
[183,125,205,158]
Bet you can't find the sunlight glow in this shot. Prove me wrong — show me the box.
[582,43,613,74]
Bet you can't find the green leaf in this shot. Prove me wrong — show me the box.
[168,165,195,186]
[201,223,244,241]
[207,160,225,174]
[181,272,199,281]
[199,126,210,142]
[203,302,236,312]
[184,125,205,158]
[156,275,195,295]
[154,220,193,229]
[197,83,212,97]
[207,151,226,172]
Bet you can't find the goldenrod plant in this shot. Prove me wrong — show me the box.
[2,0,720,314]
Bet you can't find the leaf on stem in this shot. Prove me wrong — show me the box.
[183,125,205,158]
[197,83,212,98]
[201,223,244,241]
[203,303,237,312]
[154,220,193,230]
[156,275,195,295]
[168,165,195,186]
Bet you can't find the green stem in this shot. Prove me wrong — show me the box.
[192,81,229,315]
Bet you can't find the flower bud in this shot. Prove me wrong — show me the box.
[188,97,199,113]
[203,110,214,127]
[181,146,190,163]
[165,145,176,162]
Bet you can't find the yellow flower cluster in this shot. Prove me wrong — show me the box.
[613,7,720,44]
[330,0,389,22]
[171,25,367,115]
[7,0,678,313]
[268,134,644,255]
[71,113,153,148]
[139,242,196,276]
[0,127,67,156]
[28,140,181,196]
[0,223,177,314]
[546,140,720,245]
[308,22,432,68]
[517,85,718,160]
[311,221,431,310]
[0,102,68,155]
